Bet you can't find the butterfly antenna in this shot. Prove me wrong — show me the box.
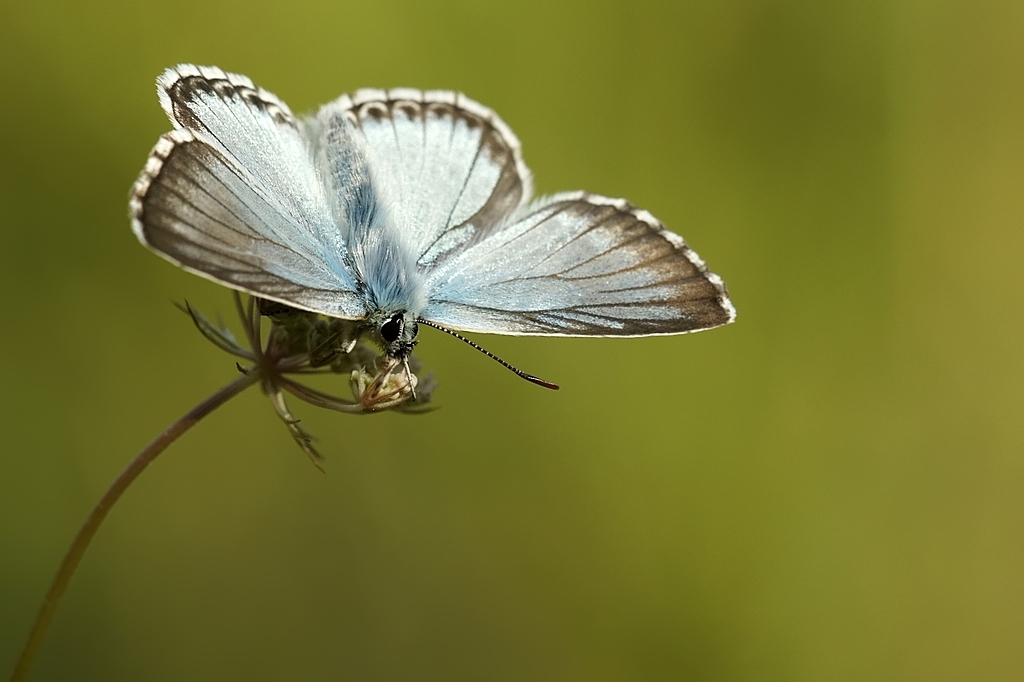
[417,319,559,390]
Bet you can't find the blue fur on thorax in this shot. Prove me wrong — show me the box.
[353,207,424,316]
[316,108,425,318]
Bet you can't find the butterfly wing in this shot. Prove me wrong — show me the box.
[323,89,533,268]
[420,192,735,336]
[328,90,733,336]
[130,65,364,318]
[133,71,733,336]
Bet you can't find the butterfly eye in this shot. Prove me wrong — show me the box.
[380,314,404,344]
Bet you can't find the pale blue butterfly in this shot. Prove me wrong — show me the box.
[130,65,735,389]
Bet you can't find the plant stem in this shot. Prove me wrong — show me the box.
[9,371,259,682]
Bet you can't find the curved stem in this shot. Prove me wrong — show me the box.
[9,371,260,682]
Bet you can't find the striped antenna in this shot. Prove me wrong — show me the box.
[417,319,559,390]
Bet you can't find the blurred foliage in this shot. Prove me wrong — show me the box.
[1,0,1022,680]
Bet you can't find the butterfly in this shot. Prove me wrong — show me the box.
[130,65,735,390]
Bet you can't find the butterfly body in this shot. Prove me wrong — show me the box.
[131,65,734,383]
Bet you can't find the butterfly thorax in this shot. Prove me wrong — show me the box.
[351,224,424,358]
[309,105,427,355]
[133,69,735,370]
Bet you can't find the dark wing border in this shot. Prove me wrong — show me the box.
[129,129,364,319]
[422,191,736,337]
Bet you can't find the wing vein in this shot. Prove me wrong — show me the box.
[513,208,635,277]
[441,129,486,231]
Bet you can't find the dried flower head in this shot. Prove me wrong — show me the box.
[181,292,435,467]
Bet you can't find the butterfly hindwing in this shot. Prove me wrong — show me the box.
[157,65,330,235]
[133,66,735,342]
[420,192,735,336]
[132,65,365,318]
[331,89,533,267]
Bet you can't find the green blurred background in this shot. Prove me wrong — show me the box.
[2,0,1022,680]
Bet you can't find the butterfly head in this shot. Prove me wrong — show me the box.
[375,310,419,359]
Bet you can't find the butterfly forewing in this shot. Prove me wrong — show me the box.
[131,130,365,317]
[132,65,735,346]
[421,192,735,336]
